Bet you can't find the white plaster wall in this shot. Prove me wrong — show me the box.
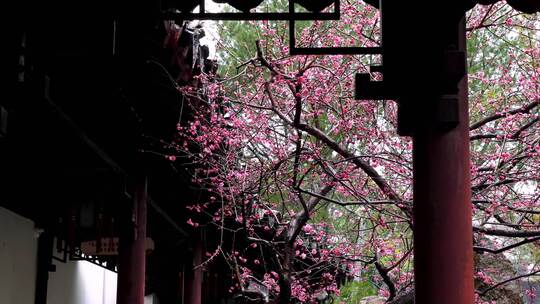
[0,207,38,304]
[48,261,156,304]
[48,260,117,304]
[0,206,152,304]
[144,294,158,304]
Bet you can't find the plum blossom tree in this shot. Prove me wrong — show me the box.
[168,1,540,303]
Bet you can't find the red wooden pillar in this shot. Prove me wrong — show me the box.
[117,173,147,304]
[185,241,203,304]
[34,230,53,304]
[412,20,474,304]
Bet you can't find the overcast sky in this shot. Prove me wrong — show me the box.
[198,1,224,60]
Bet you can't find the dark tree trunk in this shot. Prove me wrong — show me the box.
[279,243,294,304]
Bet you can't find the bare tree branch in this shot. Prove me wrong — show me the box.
[479,268,540,296]
[474,226,540,237]
[474,236,540,254]
[470,99,539,131]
